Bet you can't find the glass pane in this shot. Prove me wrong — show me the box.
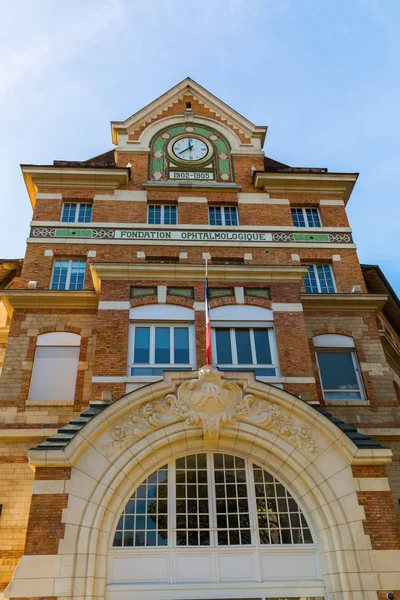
[214,453,251,545]
[69,260,86,290]
[209,206,222,226]
[78,203,92,223]
[50,260,69,290]
[305,208,321,227]
[174,327,189,364]
[224,206,238,226]
[113,465,168,547]
[304,266,319,293]
[175,454,210,546]
[61,203,77,222]
[215,328,232,364]
[291,208,305,227]
[254,329,272,364]
[318,352,360,391]
[235,329,252,364]
[316,264,335,293]
[253,464,313,545]
[148,205,161,225]
[134,327,150,364]
[155,327,170,363]
[324,391,362,400]
[164,205,177,225]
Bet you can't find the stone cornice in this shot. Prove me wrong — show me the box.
[21,166,130,208]
[143,181,242,191]
[301,293,388,313]
[0,290,98,316]
[253,171,358,203]
[90,263,309,293]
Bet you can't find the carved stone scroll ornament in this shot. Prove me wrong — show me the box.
[103,366,319,456]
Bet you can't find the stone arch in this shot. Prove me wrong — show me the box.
[138,115,244,153]
[10,367,393,600]
[209,296,272,310]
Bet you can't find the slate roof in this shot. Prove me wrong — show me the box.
[53,149,116,168]
[314,407,386,449]
[361,264,400,336]
[263,155,328,174]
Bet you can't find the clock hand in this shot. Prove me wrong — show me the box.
[178,144,194,155]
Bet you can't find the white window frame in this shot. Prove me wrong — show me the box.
[305,264,337,294]
[314,334,366,401]
[208,205,239,226]
[211,322,280,378]
[291,207,322,227]
[61,202,92,223]
[112,452,315,549]
[50,259,86,290]
[147,204,178,225]
[128,322,196,374]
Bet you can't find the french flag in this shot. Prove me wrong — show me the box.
[205,261,211,365]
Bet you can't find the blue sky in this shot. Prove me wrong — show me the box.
[1,0,399,293]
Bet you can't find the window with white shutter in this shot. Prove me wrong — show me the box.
[28,332,81,402]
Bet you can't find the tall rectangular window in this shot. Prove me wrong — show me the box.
[316,351,365,400]
[130,324,194,375]
[209,206,238,226]
[148,205,177,225]
[291,208,321,227]
[50,260,86,290]
[212,327,278,376]
[61,203,92,223]
[304,264,336,293]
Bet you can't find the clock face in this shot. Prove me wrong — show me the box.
[172,137,209,162]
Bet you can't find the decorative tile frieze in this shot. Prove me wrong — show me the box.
[30,226,353,245]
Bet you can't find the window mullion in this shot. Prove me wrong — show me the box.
[303,208,309,227]
[66,261,72,289]
[221,207,226,226]
[75,203,80,223]
[249,329,257,365]
[315,265,322,293]
[230,328,238,365]
[351,351,365,398]
[170,459,176,550]
[268,328,280,376]
[150,326,155,365]
[246,459,257,547]
[161,205,164,224]
[207,452,217,547]
[170,326,174,365]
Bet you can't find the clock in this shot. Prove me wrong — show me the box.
[171,136,211,163]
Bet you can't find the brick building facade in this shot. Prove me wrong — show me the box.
[0,79,399,600]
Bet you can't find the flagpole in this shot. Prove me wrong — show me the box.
[205,258,211,365]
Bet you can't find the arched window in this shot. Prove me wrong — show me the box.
[113,453,313,549]
[28,332,81,402]
[313,334,366,401]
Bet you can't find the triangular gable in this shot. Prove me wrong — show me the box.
[111,77,267,147]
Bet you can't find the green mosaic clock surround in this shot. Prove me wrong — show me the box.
[149,123,234,183]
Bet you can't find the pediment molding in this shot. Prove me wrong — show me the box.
[111,78,267,148]
[103,366,319,456]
